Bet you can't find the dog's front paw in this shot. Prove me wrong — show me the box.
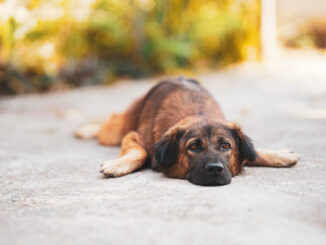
[272,149,299,167]
[100,159,131,177]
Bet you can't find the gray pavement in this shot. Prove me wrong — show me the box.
[1,52,326,245]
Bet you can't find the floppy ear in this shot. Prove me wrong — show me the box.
[154,128,185,169]
[231,124,257,164]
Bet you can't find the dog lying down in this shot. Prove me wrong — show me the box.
[75,78,299,186]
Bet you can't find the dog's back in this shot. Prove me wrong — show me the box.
[123,78,225,153]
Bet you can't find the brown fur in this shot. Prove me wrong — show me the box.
[100,131,147,177]
[98,113,126,146]
[75,78,299,184]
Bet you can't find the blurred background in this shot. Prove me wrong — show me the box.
[0,0,325,95]
[1,0,260,95]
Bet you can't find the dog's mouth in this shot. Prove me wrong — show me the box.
[188,176,231,186]
[188,178,231,186]
[187,172,232,186]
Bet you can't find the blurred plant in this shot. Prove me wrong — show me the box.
[0,0,260,95]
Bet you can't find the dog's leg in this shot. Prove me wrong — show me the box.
[74,122,102,139]
[100,131,147,177]
[246,149,299,167]
[74,113,126,146]
[97,113,126,146]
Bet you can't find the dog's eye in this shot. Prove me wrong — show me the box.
[219,142,231,151]
[188,141,202,152]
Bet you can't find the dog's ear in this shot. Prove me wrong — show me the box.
[231,124,257,164]
[154,128,185,169]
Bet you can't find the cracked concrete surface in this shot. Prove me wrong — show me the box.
[1,53,326,245]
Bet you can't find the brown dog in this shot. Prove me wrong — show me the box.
[75,78,299,186]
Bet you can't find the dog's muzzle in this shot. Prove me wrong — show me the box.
[188,162,232,186]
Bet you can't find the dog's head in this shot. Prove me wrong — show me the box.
[154,118,256,186]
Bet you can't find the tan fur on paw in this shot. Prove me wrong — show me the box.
[100,159,132,177]
[267,149,299,167]
[74,123,101,139]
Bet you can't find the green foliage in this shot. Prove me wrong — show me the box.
[0,0,260,95]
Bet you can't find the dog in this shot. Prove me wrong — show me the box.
[75,78,299,186]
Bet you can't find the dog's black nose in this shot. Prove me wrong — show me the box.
[205,162,224,175]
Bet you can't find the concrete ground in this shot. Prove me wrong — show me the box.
[1,52,326,245]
